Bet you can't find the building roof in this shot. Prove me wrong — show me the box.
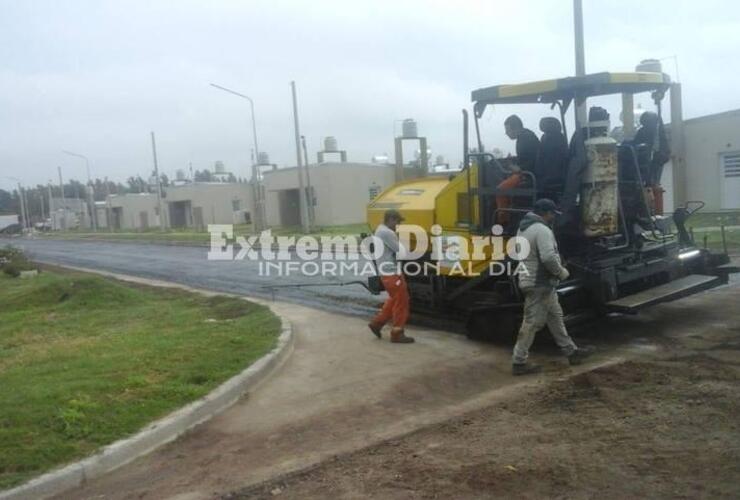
[261,162,392,176]
[109,192,156,198]
[683,108,740,126]
[166,182,244,188]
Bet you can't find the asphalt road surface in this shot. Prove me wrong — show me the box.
[11,238,381,317]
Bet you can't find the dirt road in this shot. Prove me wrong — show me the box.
[233,285,740,500]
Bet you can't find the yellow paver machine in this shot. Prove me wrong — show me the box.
[367,71,735,338]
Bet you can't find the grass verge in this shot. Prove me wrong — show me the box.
[0,269,280,490]
[686,226,740,253]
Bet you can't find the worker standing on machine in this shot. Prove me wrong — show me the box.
[497,115,540,223]
[512,199,590,375]
[368,209,415,344]
[632,111,670,214]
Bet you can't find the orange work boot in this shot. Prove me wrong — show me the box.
[390,327,415,344]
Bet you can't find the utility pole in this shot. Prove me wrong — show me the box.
[23,186,30,228]
[57,166,66,209]
[150,132,166,230]
[17,183,27,229]
[291,81,310,233]
[85,183,95,232]
[573,0,587,130]
[670,83,687,207]
[301,135,315,226]
[40,189,45,222]
[47,182,53,223]
[57,167,67,230]
[104,176,113,232]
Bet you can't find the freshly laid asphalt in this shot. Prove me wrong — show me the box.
[12,238,381,317]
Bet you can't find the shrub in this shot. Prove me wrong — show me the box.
[0,246,36,277]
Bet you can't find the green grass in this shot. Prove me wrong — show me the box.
[268,223,369,237]
[682,210,740,254]
[0,270,280,490]
[683,210,740,229]
[686,227,740,253]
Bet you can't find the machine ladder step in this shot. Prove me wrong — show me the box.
[606,274,720,313]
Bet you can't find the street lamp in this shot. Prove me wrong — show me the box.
[210,82,264,231]
[62,149,97,231]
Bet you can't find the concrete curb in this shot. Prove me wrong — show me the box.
[0,274,295,500]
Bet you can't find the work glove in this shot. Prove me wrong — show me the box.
[558,268,570,280]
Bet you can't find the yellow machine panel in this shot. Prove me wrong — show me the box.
[434,164,479,232]
[367,176,449,232]
[367,165,496,278]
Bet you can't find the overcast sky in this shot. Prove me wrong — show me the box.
[1,0,739,191]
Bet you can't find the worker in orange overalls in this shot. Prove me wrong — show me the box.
[368,209,414,343]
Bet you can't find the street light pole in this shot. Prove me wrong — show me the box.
[301,135,315,226]
[573,0,587,130]
[19,183,28,230]
[104,177,113,231]
[291,81,310,234]
[62,150,97,232]
[47,182,54,228]
[150,132,166,230]
[210,83,264,232]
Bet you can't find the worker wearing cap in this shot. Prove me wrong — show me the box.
[512,198,590,375]
[368,209,415,343]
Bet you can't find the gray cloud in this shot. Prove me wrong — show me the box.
[1,0,739,190]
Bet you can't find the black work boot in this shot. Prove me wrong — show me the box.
[390,327,415,344]
[512,363,542,376]
[368,323,383,339]
[568,347,593,366]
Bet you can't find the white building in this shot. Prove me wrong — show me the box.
[49,197,89,230]
[682,109,740,211]
[660,108,740,212]
[261,162,396,227]
[107,193,161,230]
[165,183,254,229]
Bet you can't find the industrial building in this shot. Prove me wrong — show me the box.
[166,183,253,229]
[73,183,254,231]
[107,193,161,230]
[49,197,90,230]
[261,162,396,227]
[656,108,740,212]
[681,109,740,211]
